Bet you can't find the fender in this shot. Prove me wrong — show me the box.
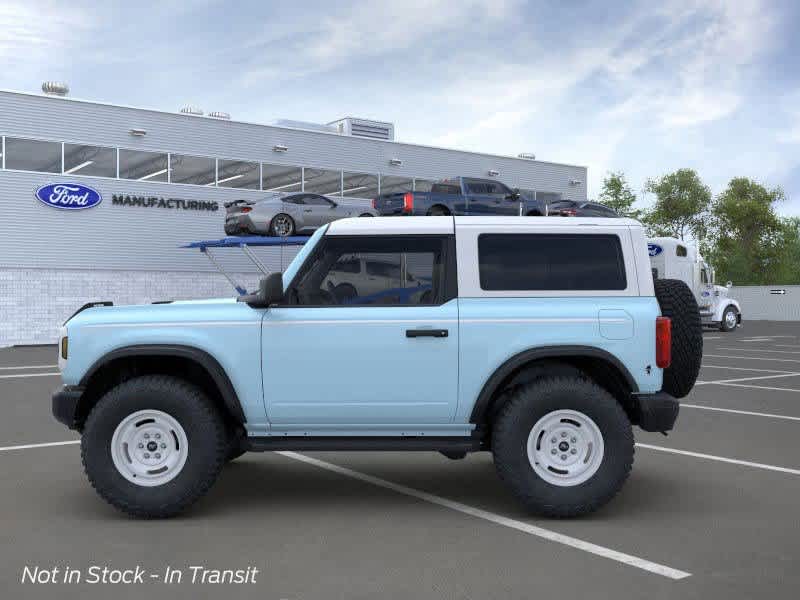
[80,344,246,423]
[714,298,741,322]
[469,345,638,424]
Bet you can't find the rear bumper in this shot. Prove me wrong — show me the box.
[635,392,679,432]
[52,386,84,430]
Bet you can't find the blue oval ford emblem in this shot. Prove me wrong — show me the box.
[647,243,663,257]
[35,183,102,210]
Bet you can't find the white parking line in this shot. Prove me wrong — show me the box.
[0,372,61,380]
[712,382,800,393]
[0,440,79,452]
[696,373,800,386]
[0,365,58,370]
[701,364,796,374]
[718,347,800,355]
[704,336,722,340]
[774,344,800,349]
[682,404,800,422]
[705,354,800,364]
[636,443,800,476]
[279,451,690,580]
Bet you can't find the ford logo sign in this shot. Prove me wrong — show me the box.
[647,243,663,257]
[35,183,102,210]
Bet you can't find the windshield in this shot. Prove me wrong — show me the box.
[282,225,328,289]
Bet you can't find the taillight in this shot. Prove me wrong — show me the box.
[372,198,377,209]
[402,192,414,214]
[656,316,671,368]
[241,207,252,213]
[561,208,578,216]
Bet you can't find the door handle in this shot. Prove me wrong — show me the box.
[406,329,448,338]
[304,209,312,213]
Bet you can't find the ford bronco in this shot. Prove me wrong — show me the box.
[52,216,702,518]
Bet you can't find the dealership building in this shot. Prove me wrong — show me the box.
[0,84,588,346]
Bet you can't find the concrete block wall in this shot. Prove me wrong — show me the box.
[0,268,263,346]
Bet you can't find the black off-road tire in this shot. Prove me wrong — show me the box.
[226,426,247,462]
[654,278,703,398]
[720,305,739,332]
[492,376,633,518]
[81,375,227,518]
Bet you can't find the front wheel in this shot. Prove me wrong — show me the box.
[720,306,738,332]
[492,376,633,517]
[81,375,227,518]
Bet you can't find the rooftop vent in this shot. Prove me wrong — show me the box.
[42,81,69,96]
[180,105,204,116]
[208,111,231,120]
[329,117,395,141]
[271,119,337,134]
[518,152,536,160]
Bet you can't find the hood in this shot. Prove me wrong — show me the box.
[66,297,248,328]
[714,285,730,297]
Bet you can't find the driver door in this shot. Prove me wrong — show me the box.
[261,234,459,425]
[302,194,337,228]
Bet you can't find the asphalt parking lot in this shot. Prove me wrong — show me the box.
[2,322,799,599]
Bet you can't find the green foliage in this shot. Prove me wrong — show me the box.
[642,169,711,241]
[707,178,795,285]
[597,171,640,218]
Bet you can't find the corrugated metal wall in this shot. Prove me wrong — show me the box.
[0,90,587,273]
[728,286,800,321]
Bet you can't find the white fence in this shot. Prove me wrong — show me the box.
[728,285,800,321]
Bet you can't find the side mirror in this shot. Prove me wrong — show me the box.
[329,200,338,208]
[726,281,733,289]
[507,188,521,200]
[238,272,284,308]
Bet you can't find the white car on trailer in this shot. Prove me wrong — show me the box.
[648,237,741,331]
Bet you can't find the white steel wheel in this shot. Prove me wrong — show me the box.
[526,409,605,487]
[724,308,738,330]
[111,409,189,487]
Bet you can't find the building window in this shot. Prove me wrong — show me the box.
[304,167,342,196]
[379,175,413,195]
[119,149,169,182]
[478,234,626,291]
[217,159,260,189]
[262,163,302,192]
[170,154,216,186]
[4,137,61,173]
[63,144,117,177]
[342,171,379,199]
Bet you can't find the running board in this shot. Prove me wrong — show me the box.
[245,436,482,452]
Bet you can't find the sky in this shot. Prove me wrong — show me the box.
[2,0,799,213]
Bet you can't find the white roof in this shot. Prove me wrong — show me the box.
[326,216,455,236]
[326,215,641,236]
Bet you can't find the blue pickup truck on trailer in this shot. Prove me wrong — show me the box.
[373,177,547,216]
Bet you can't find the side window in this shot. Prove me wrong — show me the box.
[466,182,487,194]
[676,245,688,257]
[305,194,333,206]
[701,269,708,284]
[478,234,627,291]
[287,236,454,306]
[284,195,305,205]
[485,182,512,195]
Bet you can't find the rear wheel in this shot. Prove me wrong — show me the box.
[720,306,738,332]
[269,214,295,237]
[427,206,449,216]
[81,375,227,518]
[654,278,702,398]
[492,376,633,517]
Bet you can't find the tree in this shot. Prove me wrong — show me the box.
[708,178,792,285]
[642,169,711,241]
[598,171,640,218]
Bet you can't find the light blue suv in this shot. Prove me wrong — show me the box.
[53,216,702,518]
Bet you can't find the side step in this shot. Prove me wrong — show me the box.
[245,436,481,453]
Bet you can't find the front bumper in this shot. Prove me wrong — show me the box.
[52,386,85,430]
[635,392,679,432]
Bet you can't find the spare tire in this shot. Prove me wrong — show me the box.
[654,279,702,398]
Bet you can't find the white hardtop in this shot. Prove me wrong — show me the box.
[326,216,641,236]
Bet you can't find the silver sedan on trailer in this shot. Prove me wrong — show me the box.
[224,192,377,237]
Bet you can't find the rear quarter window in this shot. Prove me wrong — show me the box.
[478,233,627,291]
